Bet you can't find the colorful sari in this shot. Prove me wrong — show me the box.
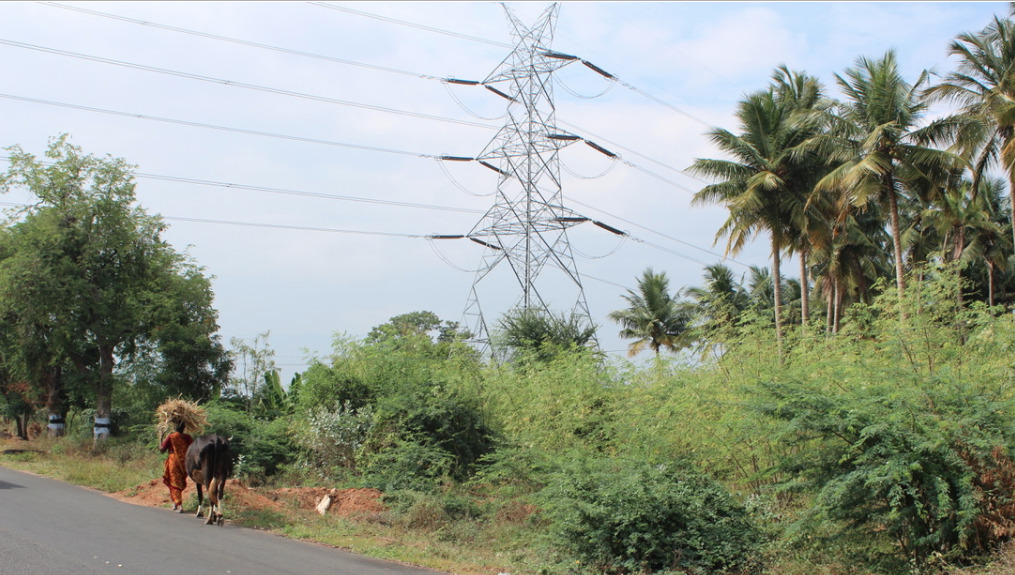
[160,431,194,506]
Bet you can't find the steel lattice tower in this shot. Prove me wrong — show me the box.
[462,3,595,352]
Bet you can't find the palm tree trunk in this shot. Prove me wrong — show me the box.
[833,279,842,335]
[825,284,833,336]
[771,238,784,358]
[1009,171,1015,252]
[955,224,965,308]
[799,250,809,330]
[988,260,996,307]
[888,182,906,306]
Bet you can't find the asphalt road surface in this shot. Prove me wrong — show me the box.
[0,466,444,575]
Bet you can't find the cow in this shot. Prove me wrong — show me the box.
[185,434,233,525]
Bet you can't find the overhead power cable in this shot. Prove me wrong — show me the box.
[136,173,485,214]
[163,216,424,237]
[0,156,484,214]
[0,38,494,130]
[2,193,732,269]
[308,2,514,49]
[40,1,439,79]
[41,1,716,177]
[0,93,433,158]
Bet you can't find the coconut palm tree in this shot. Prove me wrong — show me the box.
[608,268,691,356]
[816,50,961,305]
[682,262,751,353]
[772,66,837,330]
[689,72,821,351]
[922,12,1015,250]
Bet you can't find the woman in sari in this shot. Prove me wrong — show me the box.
[160,421,193,512]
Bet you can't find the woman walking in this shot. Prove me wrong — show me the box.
[160,420,194,512]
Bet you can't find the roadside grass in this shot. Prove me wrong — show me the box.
[8,436,1015,575]
[2,436,164,493]
[0,437,551,575]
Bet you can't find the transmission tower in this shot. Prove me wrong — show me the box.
[459,3,599,352]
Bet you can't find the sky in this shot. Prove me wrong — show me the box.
[0,1,1007,384]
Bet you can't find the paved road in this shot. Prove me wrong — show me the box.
[0,466,443,575]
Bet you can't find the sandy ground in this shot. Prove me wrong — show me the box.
[112,477,386,518]
[0,433,384,518]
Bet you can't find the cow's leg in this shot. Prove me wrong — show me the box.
[216,476,226,525]
[193,478,205,518]
[205,476,219,525]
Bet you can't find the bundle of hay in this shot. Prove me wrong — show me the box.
[155,398,208,439]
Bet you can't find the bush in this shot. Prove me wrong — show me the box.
[363,383,496,484]
[203,401,295,483]
[757,378,1015,572]
[291,401,373,472]
[539,456,763,574]
[360,440,457,492]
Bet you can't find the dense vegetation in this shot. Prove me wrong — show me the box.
[6,5,1015,575]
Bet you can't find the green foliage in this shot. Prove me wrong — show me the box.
[608,268,693,356]
[203,401,295,483]
[291,401,373,474]
[0,135,229,428]
[363,381,495,485]
[481,350,620,454]
[493,307,598,362]
[725,268,1015,572]
[295,360,374,413]
[360,441,458,492]
[539,456,763,574]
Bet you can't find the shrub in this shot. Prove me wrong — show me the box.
[539,456,763,574]
[291,401,373,472]
[203,401,295,482]
[757,378,1015,572]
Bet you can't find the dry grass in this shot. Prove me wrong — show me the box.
[154,398,208,439]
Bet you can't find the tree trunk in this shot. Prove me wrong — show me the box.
[43,367,66,438]
[771,238,783,356]
[1009,171,1015,255]
[833,277,842,335]
[955,225,965,308]
[888,182,906,304]
[93,346,115,443]
[988,260,996,308]
[800,250,809,331]
[825,285,833,336]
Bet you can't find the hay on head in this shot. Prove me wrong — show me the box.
[155,398,208,438]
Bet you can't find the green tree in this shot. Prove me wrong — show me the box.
[0,135,229,439]
[923,11,1015,251]
[690,72,824,351]
[608,268,691,356]
[226,331,277,413]
[682,262,750,355]
[817,50,960,304]
[494,307,597,362]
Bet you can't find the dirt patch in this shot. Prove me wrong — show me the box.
[111,478,384,517]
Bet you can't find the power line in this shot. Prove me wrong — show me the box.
[40,1,440,80]
[135,172,485,214]
[163,216,424,238]
[0,156,484,214]
[43,1,717,166]
[0,93,433,158]
[0,90,733,268]
[309,2,514,49]
[0,38,495,130]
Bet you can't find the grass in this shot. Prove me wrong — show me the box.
[0,436,548,575]
[6,435,1015,575]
